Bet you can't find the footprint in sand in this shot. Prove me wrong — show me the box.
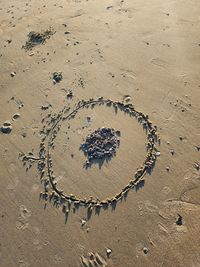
[144,201,159,212]
[180,186,200,205]
[150,57,168,68]
[33,238,43,251]
[18,260,29,267]
[135,243,149,257]
[31,183,39,193]
[161,186,171,196]
[33,226,40,235]
[69,9,85,19]
[7,176,19,190]
[80,252,108,267]
[120,68,137,80]
[54,253,63,264]
[20,205,31,219]
[8,162,16,173]
[15,205,31,230]
[158,222,169,234]
[138,201,158,215]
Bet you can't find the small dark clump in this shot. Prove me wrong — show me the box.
[22,27,55,50]
[52,72,63,84]
[176,214,183,226]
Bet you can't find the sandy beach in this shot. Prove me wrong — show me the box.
[0,0,200,266]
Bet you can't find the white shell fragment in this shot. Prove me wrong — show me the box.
[155,151,161,156]
[106,248,112,257]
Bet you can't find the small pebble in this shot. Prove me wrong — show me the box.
[195,145,200,151]
[1,121,12,134]
[66,90,73,99]
[52,71,62,84]
[106,248,112,257]
[176,214,183,226]
[81,219,86,226]
[125,96,131,102]
[13,113,20,120]
[86,116,91,122]
[143,247,148,254]
[194,162,199,170]
[10,71,16,77]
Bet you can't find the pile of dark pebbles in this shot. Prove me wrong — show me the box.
[80,127,120,167]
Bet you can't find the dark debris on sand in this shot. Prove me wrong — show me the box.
[22,27,55,50]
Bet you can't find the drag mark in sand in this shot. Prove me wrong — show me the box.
[20,97,160,217]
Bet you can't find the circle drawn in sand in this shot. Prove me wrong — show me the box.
[20,98,159,213]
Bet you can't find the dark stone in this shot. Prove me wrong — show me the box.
[176,214,183,226]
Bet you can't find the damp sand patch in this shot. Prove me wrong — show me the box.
[22,27,55,50]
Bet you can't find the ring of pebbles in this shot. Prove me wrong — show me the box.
[80,127,120,167]
[21,98,160,212]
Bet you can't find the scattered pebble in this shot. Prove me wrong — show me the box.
[143,247,148,254]
[123,95,131,102]
[1,120,12,134]
[106,5,113,10]
[155,151,161,156]
[52,71,62,84]
[176,214,183,226]
[81,219,86,226]
[10,71,16,77]
[125,96,131,102]
[41,104,51,110]
[13,113,20,120]
[106,248,112,257]
[195,145,200,151]
[166,166,170,171]
[66,89,73,99]
[194,162,199,171]
[86,116,91,122]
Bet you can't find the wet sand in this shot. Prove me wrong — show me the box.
[0,0,200,266]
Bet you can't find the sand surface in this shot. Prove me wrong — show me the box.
[0,0,200,266]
